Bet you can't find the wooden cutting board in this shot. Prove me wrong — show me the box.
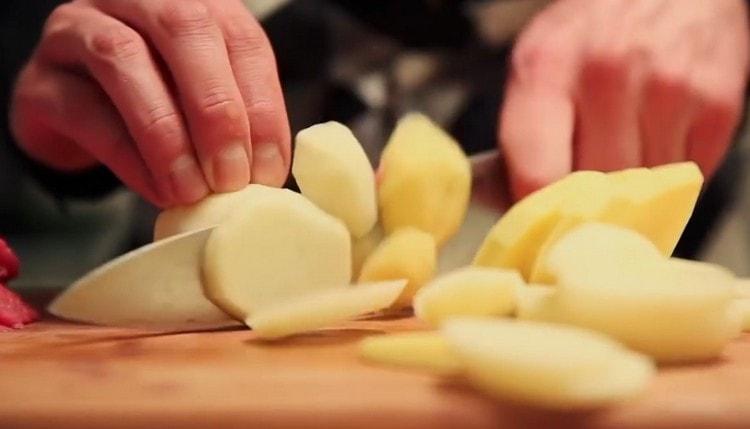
[1,308,750,429]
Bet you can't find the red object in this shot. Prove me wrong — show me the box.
[0,237,20,282]
[0,283,39,329]
[0,237,38,329]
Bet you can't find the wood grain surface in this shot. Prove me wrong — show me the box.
[1,312,750,429]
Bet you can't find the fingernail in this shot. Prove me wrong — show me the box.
[170,155,209,203]
[252,143,286,186]
[211,143,250,191]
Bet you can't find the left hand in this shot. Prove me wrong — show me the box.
[500,0,750,199]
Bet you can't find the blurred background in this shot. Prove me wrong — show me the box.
[1,0,748,289]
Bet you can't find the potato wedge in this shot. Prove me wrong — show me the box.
[293,122,377,238]
[202,188,351,319]
[515,286,556,321]
[247,280,406,339]
[414,267,520,327]
[443,318,654,409]
[378,113,471,247]
[351,225,384,280]
[359,331,462,375]
[153,184,277,241]
[358,227,437,308]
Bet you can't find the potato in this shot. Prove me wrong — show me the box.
[414,267,521,327]
[544,223,738,362]
[247,280,406,339]
[351,225,384,280]
[49,229,233,327]
[202,188,351,319]
[529,163,703,283]
[292,122,377,238]
[608,162,702,255]
[732,299,750,332]
[378,113,471,247]
[473,171,607,280]
[358,227,437,308]
[442,318,654,409]
[515,285,556,321]
[359,332,462,375]
[153,184,277,241]
[735,278,750,299]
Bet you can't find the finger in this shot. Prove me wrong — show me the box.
[40,4,208,205]
[686,101,740,179]
[15,62,162,205]
[575,56,642,171]
[500,79,575,200]
[91,0,252,192]
[206,1,291,187]
[639,75,696,167]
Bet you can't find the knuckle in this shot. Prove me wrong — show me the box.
[141,107,184,148]
[88,26,145,67]
[223,18,268,56]
[511,43,566,83]
[157,0,215,37]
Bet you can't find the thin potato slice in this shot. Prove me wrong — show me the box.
[443,318,654,409]
[732,299,750,332]
[358,227,437,308]
[153,184,277,241]
[203,188,351,319]
[247,280,406,340]
[49,228,233,327]
[351,225,384,280]
[414,267,521,327]
[378,113,471,247]
[515,286,555,321]
[293,122,377,238]
[359,331,462,375]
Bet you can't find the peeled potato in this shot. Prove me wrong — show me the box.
[153,184,277,241]
[358,227,437,308]
[48,229,232,327]
[473,171,607,280]
[732,299,750,332]
[292,122,377,238]
[545,223,737,362]
[359,331,462,375]
[735,278,750,299]
[203,188,351,319]
[378,113,471,247]
[414,267,521,327]
[247,280,406,339]
[443,318,654,409]
[351,225,384,280]
[515,285,556,321]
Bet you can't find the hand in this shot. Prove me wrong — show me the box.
[11,0,291,207]
[500,0,749,199]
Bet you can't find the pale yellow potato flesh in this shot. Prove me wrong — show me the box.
[515,285,556,321]
[247,280,406,340]
[153,184,277,241]
[49,229,233,327]
[351,225,384,280]
[378,113,471,247]
[735,278,750,299]
[414,267,521,327]
[292,122,377,238]
[359,331,462,375]
[202,188,351,320]
[732,299,750,331]
[544,223,738,363]
[473,171,607,280]
[358,227,437,308]
[529,163,703,283]
[442,318,654,409]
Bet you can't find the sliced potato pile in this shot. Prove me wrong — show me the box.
[359,331,462,376]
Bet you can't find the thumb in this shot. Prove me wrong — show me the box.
[499,79,574,200]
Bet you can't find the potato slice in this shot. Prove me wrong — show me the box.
[443,318,654,409]
[473,171,607,280]
[414,267,520,327]
[545,223,738,362]
[378,113,471,247]
[359,331,462,375]
[351,225,384,280]
[292,122,377,238]
[515,286,556,321]
[203,188,351,319]
[735,278,750,299]
[153,184,277,241]
[358,227,437,308]
[49,228,233,327]
[732,299,750,332]
[247,280,406,339]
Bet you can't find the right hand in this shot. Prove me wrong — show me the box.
[11,0,291,207]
